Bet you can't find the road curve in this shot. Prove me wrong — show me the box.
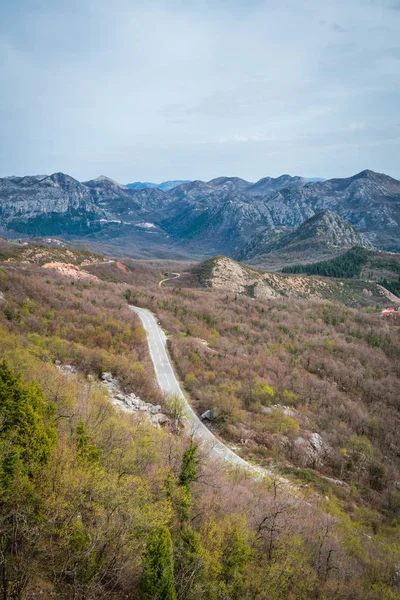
[158,272,181,288]
[130,305,265,474]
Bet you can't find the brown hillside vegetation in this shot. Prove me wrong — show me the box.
[0,251,399,599]
[131,284,400,520]
[191,256,397,306]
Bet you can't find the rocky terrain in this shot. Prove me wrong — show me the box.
[0,172,102,222]
[243,210,373,269]
[1,169,399,259]
[194,255,398,306]
[99,371,169,426]
[55,365,170,427]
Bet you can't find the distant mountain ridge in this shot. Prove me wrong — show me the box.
[0,169,399,259]
[126,180,190,191]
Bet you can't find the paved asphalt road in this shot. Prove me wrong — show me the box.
[129,305,265,474]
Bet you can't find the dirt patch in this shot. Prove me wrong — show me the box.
[116,261,128,273]
[42,262,99,281]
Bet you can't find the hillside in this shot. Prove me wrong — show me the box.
[0,243,399,598]
[1,169,399,258]
[242,210,372,267]
[192,255,397,307]
[282,247,400,298]
[133,272,400,540]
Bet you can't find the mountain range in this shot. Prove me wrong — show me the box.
[126,180,190,191]
[1,169,399,260]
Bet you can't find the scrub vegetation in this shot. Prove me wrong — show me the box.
[0,246,399,599]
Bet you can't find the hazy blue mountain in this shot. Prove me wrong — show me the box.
[126,180,190,191]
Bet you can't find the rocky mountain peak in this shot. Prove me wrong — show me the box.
[1,168,399,255]
[84,176,128,190]
[171,180,215,199]
[248,174,306,195]
[207,177,252,190]
[353,169,397,181]
[292,210,373,247]
[41,173,84,191]
[240,210,373,264]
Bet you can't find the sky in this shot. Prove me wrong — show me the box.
[0,0,399,183]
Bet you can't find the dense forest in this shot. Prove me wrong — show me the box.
[281,247,371,278]
[0,250,399,599]
[379,277,400,297]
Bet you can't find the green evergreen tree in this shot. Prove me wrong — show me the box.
[75,420,101,464]
[282,246,370,278]
[141,527,177,600]
[0,361,56,598]
[179,437,199,489]
[178,438,200,521]
[0,360,56,491]
[219,527,252,600]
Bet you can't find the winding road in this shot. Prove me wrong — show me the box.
[158,272,181,287]
[129,305,268,477]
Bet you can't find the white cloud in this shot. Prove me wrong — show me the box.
[0,0,399,181]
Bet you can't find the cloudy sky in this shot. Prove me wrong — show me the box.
[1,0,399,182]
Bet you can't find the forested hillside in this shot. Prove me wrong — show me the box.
[282,247,400,298]
[0,249,399,599]
[282,247,371,278]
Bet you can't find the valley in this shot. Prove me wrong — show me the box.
[0,181,399,599]
[2,0,400,596]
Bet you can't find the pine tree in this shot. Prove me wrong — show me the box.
[141,527,177,600]
[179,437,199,489]
[0,360,56,490]
[0,361,56,598]
[177,438,200,521]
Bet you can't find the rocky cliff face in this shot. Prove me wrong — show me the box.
[157,170,400,255]
[0,169,399,255]
[260,170,400,250]
[241,210,373,261]
[284,210,373,250]
[197,256,279,299]
[0,173,100,221]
